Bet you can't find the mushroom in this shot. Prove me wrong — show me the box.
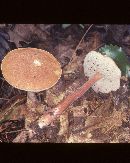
[1,48,62,108]
[38,51,121,128]
[83,51,121,93]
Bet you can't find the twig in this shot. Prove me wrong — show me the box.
[5,133,9,143]
[92,43,105,51]
[0,129,28,134]
[0,98,10,101]
[73,24,94,55]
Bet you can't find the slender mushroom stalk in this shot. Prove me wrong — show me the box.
[55,72,102,112]
[38,72,102,128]
[38,51,121,128]
[27,91,39,108]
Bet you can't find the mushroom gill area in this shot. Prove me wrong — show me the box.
[83,51,121,93]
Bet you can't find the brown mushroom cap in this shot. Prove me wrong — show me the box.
[1,48,62,92]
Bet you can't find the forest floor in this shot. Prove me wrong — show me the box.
[0,24,130,143]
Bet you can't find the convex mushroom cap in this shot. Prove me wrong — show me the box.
[1,48,62,92]
[83,51,121,93]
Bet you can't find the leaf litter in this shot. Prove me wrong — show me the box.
[0,24,130,143]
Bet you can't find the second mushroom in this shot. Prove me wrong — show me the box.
[38,50,121,128]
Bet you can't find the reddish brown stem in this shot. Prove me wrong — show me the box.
[38,72,102,128]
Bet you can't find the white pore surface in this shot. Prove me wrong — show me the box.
[83,51,121,93]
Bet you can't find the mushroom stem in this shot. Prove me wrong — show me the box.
[27,91,39,108]
[38,72,102,128]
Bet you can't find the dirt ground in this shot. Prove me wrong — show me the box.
[0,24,130,143]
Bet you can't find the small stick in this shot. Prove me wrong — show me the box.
[67,24,93,64]
[38,72,102,128]
[0,129,28,134]
[73,24,93,54]
[0,98,9,101]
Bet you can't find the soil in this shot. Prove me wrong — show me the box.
[0,24,130,143]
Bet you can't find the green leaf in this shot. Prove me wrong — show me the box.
[99,44,130,78]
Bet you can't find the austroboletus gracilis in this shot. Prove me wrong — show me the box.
[38,51,122,128]
[1,48,62,108]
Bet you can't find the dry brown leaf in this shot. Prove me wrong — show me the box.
[71,106,86,117]
[8,24,48,47]
[45,89,65,107]
[13,130,28,143]
[0,95,26,122]
[54,43,74,68]
[58,112,69,136]
[63,31,102,76]
[66,132,103,143]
